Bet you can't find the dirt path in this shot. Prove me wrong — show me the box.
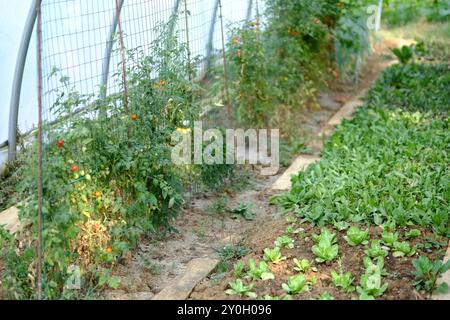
[102,37,398,300]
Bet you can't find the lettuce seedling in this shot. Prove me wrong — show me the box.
[282,274,309,294]
[333,221,350,231]
[311,229,339,263]
[344,226,370,246]
[363,256,388,276]
[226,279,257,298]
[247,259,275,281]
[405,229,421,239]
[233,261,245,278]
[392,241,416,257]
[293,258,316,273]
[412,256,450,293]
[364,240,388,258]
[275,235,295,249]
[286,225,304,235]
[381,231,398,247]
[357,260,388,299]
[331,270,356,293]
[263,247,286,264]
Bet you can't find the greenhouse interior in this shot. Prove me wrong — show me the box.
[0,0,449,303]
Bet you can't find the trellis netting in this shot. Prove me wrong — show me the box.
[0,0,260,170]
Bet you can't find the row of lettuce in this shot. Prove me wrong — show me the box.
[225,58,449,299]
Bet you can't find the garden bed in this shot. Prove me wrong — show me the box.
[191,222,447,300]
[190,60,450,300]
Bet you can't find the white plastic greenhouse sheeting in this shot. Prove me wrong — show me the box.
[0,0,38,168]
[0,0,256,170]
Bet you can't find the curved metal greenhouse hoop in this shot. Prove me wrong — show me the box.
[100,0,125,97]
[8,0,37,161]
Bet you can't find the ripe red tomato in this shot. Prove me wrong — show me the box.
[93,191,101,198]
[131,114,138,121]
[237,50,242,59]
[71,165,78,172]
[57,138,64,148]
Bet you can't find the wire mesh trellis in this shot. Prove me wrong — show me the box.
[5,0,263,163]
[39,0,256,125]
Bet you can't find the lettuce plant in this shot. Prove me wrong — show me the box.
[392,241,416,257]
[293,258,315,273]
[364,240,388,259]
[331,270,356,293]
[263,247,286,264]
[282,274,309,295]
[246,259,275,281]
[311,229,339,263]
[381,231,399,247]
[405,229,421,239]
[275,235,295,249]
[226,279,257,298]
[286,225,304,235]
[233,261,245,278]
[363,256,388,276]
[333,221,350,231]
[357,258,388,299]
[344,226,370,246]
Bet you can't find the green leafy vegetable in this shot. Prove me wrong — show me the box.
[381,231,399,247]
[365,240,388,259]
[412,256,450,294]
[331,270,356,293]
[231,203,254,221]
[247,259,275,281]
[344,226,370,246]
[225,279,257,298]
[233,261,245,278]
[311,229,339,263]
[263,247,286,264]
[293,258,315,273]
[405,229,421,239]
[281,274,309,295]
[392,241,416,257]
[275,235,295,249]
[357,258,388,299]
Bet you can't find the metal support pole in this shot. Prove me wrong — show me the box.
[246,0,254,22]
[8,0,37,161]
[205,0,219,72]
[36,0,43,300]
[376,0,383,31]
[100,0,125,96]
[183,0,192,82]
